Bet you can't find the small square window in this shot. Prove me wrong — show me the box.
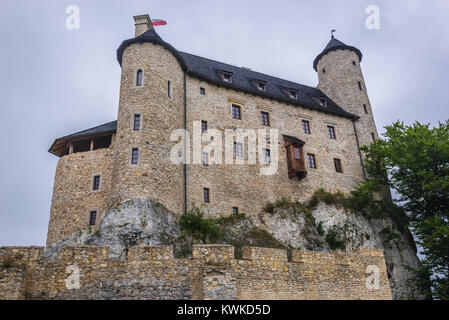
[258,82,266,91]
[92,175,101,191]
[334,158,343,173]
[262,148,271,164]
[261,111,270,126]
[328,126,336,139]
[200,87,206,95]
[290,91,298,99]
[352,61,356,66]
[203,188,210,203]
[302,120,311,134]
[307,153,317,169]
[232,104,241,120]
[202,153,209,166]
[294,147,301,160]
[131,148,139,164]
[322,68,326,74]
[223,74,232,83]
[232,207,239,215]
[89,210,97,226]
[133,114,141,131]
[234,142,243,158]
[201,120,207,133]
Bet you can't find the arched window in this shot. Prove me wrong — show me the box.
[136,69,143,86]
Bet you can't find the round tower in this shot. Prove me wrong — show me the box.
[314,36,379,148]
[108,14,186,215]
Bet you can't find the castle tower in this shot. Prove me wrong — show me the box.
[108,14,186,215]
[314,36,379,149]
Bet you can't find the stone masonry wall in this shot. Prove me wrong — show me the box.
[186,77,365,217]
[108,41,185,217]
[317,49,379,149]
[46,138,116,246]
[0,245,391,300]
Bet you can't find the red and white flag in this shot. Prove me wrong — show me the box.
[152,19,167,26]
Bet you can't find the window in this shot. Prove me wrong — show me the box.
[294,147,301,160]
[334,158,343,173]
[363,104,368,114]
[318,98,327,107]
[328,126,336,139]
[223,73,232,83]
[261,111,270,126]
[322,68,326,74]
[133,114,141,131]
[352,61,356,66]
[232,104,241,120]
[302,120,311,134]
[203,188,210,203]
[234,142,243,158]
[307,153,317,169]
[92,175,101,191]
[201,120,207,133]
[202,153,209,166]
[358,81,363,91]
[136,69,143,86]
[258,82,266,91]
[200,87,206,95]
[371,132,376,142]
[167,80,172,98]
[290,91,298,99]
[233,207,239,215]
[89,210,97,226]
[262,148,271,164]
[131,148,139,164]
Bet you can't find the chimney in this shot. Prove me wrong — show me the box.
[133,14,153,37]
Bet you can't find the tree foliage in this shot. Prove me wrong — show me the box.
[361,120,449,299]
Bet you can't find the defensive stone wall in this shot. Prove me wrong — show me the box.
[0,245,391,300]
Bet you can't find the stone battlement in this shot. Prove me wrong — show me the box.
[0,245,391,300]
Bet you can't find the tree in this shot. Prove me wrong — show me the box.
[361,120,449,299]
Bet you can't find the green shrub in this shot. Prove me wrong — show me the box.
[317,221,325,236]
[179,205,220,242]
[325,226,346,251]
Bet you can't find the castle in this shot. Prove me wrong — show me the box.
[46,14,378,246]
[1,14,426,301]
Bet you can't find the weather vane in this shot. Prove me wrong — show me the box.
[331,29,336,39]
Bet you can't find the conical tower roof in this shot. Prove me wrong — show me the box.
[313,37,362,71]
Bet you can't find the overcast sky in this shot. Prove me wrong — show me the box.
[0,0,448,246]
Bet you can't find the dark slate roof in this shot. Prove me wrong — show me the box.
[48,120,117,156]
[313,37,363,71]
[283,134,305,145]
[116,29,357,120]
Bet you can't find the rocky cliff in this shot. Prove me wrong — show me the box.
[45,196,425,300]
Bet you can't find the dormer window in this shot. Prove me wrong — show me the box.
[223,73,232,83]
[319,98,327,107]
[290,91,297,99]
[258,82,266,91]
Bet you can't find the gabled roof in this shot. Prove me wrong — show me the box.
[48,121,117,157]
[116,29,357,120]
[313,37,363,71]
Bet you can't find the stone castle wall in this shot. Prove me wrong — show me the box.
[317,49,379,148]
[46,138,116,247]
[186,77,365,217]
[108,41,186,217]
[0,245,391,300]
